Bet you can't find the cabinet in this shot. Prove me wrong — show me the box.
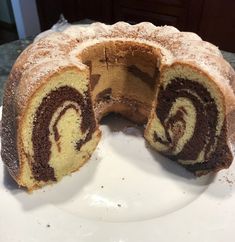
[198,0,235,52]
[113,0,196,30]
[36,0,235,52]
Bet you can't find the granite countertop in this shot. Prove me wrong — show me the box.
[0,37,235,104]
[0,37,34,102]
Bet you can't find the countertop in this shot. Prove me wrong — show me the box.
[0,37,235,103]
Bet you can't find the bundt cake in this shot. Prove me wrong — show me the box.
[1,22,235,191]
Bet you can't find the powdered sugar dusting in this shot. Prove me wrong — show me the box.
[7,21,235,112]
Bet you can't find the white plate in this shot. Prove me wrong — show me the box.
[0,107,235,242]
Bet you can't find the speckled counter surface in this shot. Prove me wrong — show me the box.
[0,38,33,102]
[0,37,235,104]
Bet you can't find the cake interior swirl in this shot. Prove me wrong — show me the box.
[1,22,235,191]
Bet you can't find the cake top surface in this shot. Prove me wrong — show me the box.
[31,22,235,80]
[9,22,235,110]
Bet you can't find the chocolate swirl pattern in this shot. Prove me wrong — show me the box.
[31,86,96,182]
[156,78,218,158]
[147,73,232,174]
[9,66,103,190]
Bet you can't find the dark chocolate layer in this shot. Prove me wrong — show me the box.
[156,78,218,161]
[52,104,80,153]
[90,74,101,90]
[95,88,112,103]
[32,86,96,182]
[127,65,158,89]
[154,108,186,146]
[183,124,232,174]
[84,60,101,90]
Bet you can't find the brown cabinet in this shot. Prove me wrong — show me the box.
[36,0,235,52]
[112,0,188,28]
[198,0,235,52]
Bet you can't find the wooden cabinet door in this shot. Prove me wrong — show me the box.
[198,0,235,52]
[36,0,235,51]
[112,0,198,30]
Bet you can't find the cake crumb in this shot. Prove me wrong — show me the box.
[225,177,233,184]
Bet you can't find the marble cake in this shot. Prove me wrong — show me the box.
[1,22,235,190]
